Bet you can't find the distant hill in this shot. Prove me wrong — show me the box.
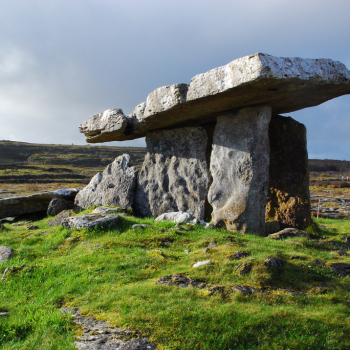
[0,140,146,168]
[309,159,350,175]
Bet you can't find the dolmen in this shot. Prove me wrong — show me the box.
[78,53,350,235]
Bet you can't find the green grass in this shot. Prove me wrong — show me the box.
[1,215,350,349]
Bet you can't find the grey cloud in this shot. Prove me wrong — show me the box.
[0,0,349,157]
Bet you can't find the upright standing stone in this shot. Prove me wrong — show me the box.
[134,127,210,219]
[74,154,138,210]
[266,115,311,229]
[208,106,271,235]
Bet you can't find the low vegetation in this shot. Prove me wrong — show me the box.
[1,212,350,350]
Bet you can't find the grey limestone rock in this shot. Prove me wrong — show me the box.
[229,251,251,260]
[131,224,153,229]
[48,210,75,227]
[135,127,210,219]
[192,260,212,268]
[330,263,350,276]
[47,197,73,216]
[265,257,287,269]
[92,206,129,215]
[0,188,79,219]
[267,228,310,240]
[75,154,138,210]
[62,214,120,230]
[208,106,271,235]
[79,53,350,143]
[155,211,195,225]
[0,246,13,264]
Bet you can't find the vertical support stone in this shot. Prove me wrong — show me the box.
[208,106,271,235]
[134,127,210,219]
[266,115,311,229]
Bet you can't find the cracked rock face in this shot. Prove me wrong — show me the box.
[79,53,350,143]
[208,106,271,235]
[134,127,210,219]
[75,154,138,210]
[61,214,120,230]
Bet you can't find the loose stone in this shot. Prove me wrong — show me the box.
[131,224,154,229]
[193,260,213,268]
[267,228,310,240]
[229,251,251,260]
[27,225,39,230]
[265,257,287,268]
[62,214,120,230]
[0,246,14,264]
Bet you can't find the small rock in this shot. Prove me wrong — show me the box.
[40,232,47,236]
[207,242,217,249]
[62,214,120,230]
[184,249,191,254]
[229,251,251,260]
[0,217,15,223]
[27,225,39,230]
[48,210,75,227]
[92,244,104,249]
[81,241,92,246]
[267,228,310,240]
[208,286,226,296]
[291,256,307,260]
[236,261,252,276]
[156,273,205,288]
[193,260,212,268]
[265,257,286,268]
[231,285,258,295]
[0,312,9,317]
[332,250,349,257]
[11,221,30,226]
[131,224,154,229]
[155,211,196,225]
[330,263,350,276]
[0,246,14,264]
[66,236,81,242]
[47,197,73,216]
[93,206,129,215]
[313,259,325,266]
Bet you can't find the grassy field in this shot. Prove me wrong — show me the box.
[1,211,350,350]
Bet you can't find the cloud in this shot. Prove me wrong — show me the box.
[0,0,349,158]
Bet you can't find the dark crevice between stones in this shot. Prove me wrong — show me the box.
[202,121,216,222]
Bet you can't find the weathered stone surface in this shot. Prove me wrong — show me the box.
[60,307,157,350]
[79,108,128,143]
[267,228,310,240]
[0,246,13,264]
[0,189,79,219]
[155,211,196,224]
[47,198,73,216]
[80,53,350,143]
[265,257,287,268]
[266,115,311,229]
[208,106,271,234]
[75,154,138,210]
[236,262,252,276]
[48,210,75,227]
[330,263,350,276]
[156,273,206,288]
[62,214,120,230]
[92,206,129,215]
[193,260,212,268]
[229,251,251,260]
[131,224,153,229]
[135,128,210,219]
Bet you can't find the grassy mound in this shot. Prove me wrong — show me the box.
[1,212,350,350]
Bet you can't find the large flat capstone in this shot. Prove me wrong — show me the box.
[134,127,210,219]
[79,53,350,143]
[208,106,271,234]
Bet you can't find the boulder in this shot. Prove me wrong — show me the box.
[208,106,271,234]
[61,214,120,230]
[265,257,287,268]
[134,127,210,219]
[79,53,350,143]
[266,115,311,229]
[0,189,79,219]
[267,228,310,240]
[0,246,13,264]
[155,211,195,225]
[47,198,73,216]
[74,154,138,210]
[48,210,75,227]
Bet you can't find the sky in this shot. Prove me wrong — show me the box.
[0,0,349,159]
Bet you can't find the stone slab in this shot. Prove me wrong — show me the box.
[0,189,79,219]
[134,127,210,219]
[80,53,350,143]
[208,106,271,235]
[266,115,311,229]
